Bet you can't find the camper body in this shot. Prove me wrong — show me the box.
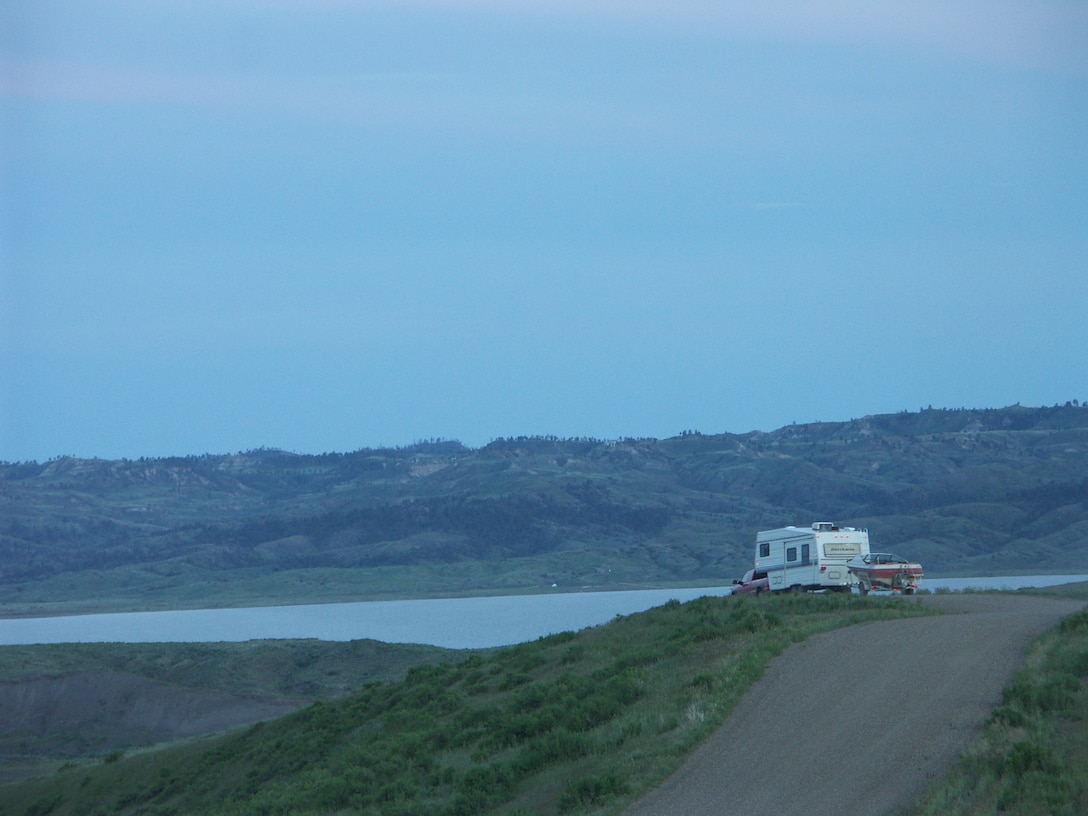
[754,522,870,593]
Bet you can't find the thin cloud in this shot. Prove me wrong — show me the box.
[375,0,1088,72]
[42,1,1087,73]
[0,55,702,150]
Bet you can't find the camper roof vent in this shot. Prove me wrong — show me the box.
[813,522,836,532]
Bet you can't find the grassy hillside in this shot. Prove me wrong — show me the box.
[0,593,935,816]
[2,404,1087,613]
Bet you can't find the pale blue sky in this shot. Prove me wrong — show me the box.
[2,1,1087,462]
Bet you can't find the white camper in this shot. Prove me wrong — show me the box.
[754,522,870,593]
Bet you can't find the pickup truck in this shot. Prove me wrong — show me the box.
[732,569,770,596]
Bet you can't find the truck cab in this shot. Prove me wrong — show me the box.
[732,568,770,596]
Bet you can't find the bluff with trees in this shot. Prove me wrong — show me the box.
[2,404,1086,611]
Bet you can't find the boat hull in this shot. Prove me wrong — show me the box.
[847,554,923,594]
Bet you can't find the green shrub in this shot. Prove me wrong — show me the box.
[513,729,591,772]
[562,645,586,664]
[990,704,1028,727]
[452,763,513,815]
[690,671,717,692]
[557,772,629,813]
[1001,740,1058,778]
[1058,610,1088,635]
[1001,671,1078,714]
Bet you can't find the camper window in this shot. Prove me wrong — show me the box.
[759,542,770,558]
[787,547,797,562]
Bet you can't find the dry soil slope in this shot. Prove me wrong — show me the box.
[0,672,303,758]
[625,593,1086,816]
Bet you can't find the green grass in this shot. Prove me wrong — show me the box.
[900,587,1088,816]
[0,593,934,816]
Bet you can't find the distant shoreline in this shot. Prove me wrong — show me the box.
[6,572,1088,621]
[4,576,1088,651]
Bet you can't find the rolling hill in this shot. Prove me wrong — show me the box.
[2,404,1086,614]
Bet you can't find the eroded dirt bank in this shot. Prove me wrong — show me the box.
[0,671,304,762]
[625,593,1086,816]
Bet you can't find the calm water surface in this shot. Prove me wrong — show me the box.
[2,575,1086,649]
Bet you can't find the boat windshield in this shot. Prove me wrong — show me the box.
[868,553,909,564]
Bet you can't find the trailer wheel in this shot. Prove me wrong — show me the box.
[789,584,802,594]
[858,581,869,596]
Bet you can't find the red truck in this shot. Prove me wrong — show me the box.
[731,568,770,596]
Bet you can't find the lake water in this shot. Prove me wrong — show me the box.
[2,574,1086,650]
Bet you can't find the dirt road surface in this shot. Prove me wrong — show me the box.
[624,593,1086,816]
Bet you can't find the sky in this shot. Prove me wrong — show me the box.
[2,1,1086,462]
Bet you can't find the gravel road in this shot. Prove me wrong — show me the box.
[624,593,1086,816]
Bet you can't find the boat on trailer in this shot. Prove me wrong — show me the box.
[847,552,923,595]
